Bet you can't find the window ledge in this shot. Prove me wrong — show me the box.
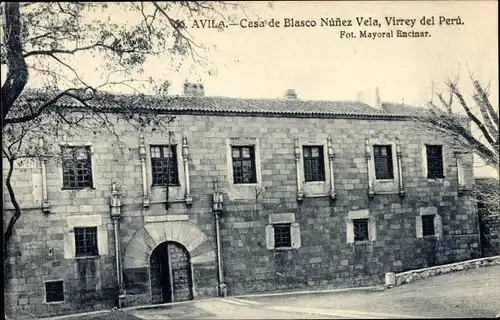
[304,181,326,185]
[372,190,400,195]
[61,187,95,191]
[273,247,294,251]
[44,301,65,305]
[351,240,373,245]
[427,177,446,182]
[422,235,438,240]
[151,185,181,189]
[304,193,329,198]
[375,179,395,183]
[75,255,100,260]
[232,182,259,187]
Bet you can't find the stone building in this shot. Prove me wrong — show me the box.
[3,84,480,318]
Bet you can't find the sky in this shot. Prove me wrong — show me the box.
[2,1,498,176]
[152,1,498,106]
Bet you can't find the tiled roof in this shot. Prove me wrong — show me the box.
[12,89,417,119]
[381,102,430,117]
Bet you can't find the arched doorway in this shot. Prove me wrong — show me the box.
[150,241,193,304]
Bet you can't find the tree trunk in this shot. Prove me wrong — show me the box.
[3,158,22,266]
[1,2,29,124]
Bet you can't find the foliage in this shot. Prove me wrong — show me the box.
[1,1,241,261]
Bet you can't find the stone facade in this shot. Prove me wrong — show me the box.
[3,99,480,318]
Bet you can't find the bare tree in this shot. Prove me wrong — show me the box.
[410,74,499,255]
[1,2,242,261]
[415,75,498,172]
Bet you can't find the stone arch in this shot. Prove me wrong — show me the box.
[123,220,216,270]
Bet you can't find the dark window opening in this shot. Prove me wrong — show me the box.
[426,145,444,179]
[75,227,98,257]
[151,145,179,186]
[373,145,394,180]
[422,215,435,236]
[303,146,325,182]
[45,280,64,303]
[353,219,369,241]
[62,146,92,190]
[232,146,257,184]
[274,224,292,248]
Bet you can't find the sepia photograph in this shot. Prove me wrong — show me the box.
[1,1,499,319]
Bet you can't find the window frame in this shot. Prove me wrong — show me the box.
[421,214,436,237]
[74,226,99,258]
[44,280,64,303]
[426,145,444,179]
[373,145,394,180]
[353,218,370,242]
[231,145,257,184]
[61,146,93,190]
[303,145,326,182]
[150,144,180,187]
[273,223,292,249]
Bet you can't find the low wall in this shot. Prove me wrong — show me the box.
[385,255,500,288]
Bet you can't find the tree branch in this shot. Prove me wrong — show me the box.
[474,80,499,127]
[4,89,83,125]
[448,83,497,148]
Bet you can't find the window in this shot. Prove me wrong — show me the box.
[426,145,444,178]
[45,280,64,303]
[151,145,179,186]
[422,215,435,236]
[303,146,325,182]
[231,146,257,184]
[62,146,92,189]
[274,224,292,248]
[353,219,369,241]
[373,145,394,180]
[74,227,98,257]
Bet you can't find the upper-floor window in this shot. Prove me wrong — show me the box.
[373,145,394,180]
[303,146,325,182]
[426,145,444,179]
[151,145,179,186]
[74,227,98,257]
[62,146,92,190]
[231,146,257,184]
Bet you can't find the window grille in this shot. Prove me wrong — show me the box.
[274,224,292,248]
[353,219,369,241]
[62,146,92,189]
[151,145,179,186]
[74,227,98,257]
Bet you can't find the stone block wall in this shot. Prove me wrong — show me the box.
[3,112,479,318]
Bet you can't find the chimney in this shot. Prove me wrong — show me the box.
[284,89,298,99]
[374,87,382,108]
[356,91,365,103]
[183,82,205,97]
[356,88,382,108]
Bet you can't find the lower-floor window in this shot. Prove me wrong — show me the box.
[45,280,64,303]
[75,227,98,257]
[274,224,292,248]
[422,215,436,236]
[353,219,369,241]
